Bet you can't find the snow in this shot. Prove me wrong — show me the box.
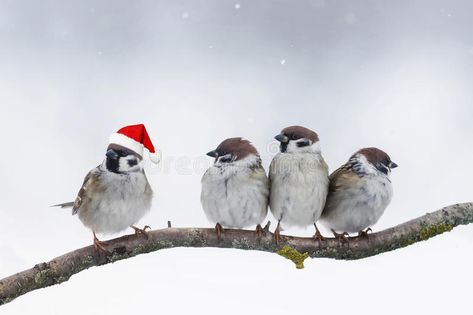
[2,235,472,314]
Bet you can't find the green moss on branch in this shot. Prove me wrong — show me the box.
[277,245,309,269]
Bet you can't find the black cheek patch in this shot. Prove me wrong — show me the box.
[220,156,233,163]
[128,159,138,167]
[296,140,311,148]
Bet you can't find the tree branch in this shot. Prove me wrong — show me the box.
[1,202,472,305]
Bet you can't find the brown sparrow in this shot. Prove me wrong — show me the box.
[54,124,160,251]
[269,126,329,242]
[319,147,398,240]
[201,138,269,237]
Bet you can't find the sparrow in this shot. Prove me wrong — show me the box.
[269,126,329,242]
[54,124,160,251]
[201,138,269,237]
[319,147,398,241]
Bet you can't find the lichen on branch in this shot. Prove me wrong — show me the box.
[277,245,309,269]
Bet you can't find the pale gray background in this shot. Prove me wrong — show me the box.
[0,0,472,314]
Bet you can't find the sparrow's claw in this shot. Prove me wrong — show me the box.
[93,232,109,253]
[131,225,151,238]
[256,224,264,238]
[273,221,282,244]
[313,224,325,242]
[263,221,271,232]
[215,223,223,239]
[358,228,373,238]
[331,229,349,244]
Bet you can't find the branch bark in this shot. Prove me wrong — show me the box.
[1,202,472,305]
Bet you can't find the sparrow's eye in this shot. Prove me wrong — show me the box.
[219,154,234,163]
[376,162,389,175]
[116,150,127,157]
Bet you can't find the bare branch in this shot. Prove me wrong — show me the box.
[1,202,472,305]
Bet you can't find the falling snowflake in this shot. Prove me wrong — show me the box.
[345,12,357,25]
[280,59,286,65]
[182,12,189,19]
[235,3,241,9]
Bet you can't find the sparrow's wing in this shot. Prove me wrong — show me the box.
[142,171,153,198]
[72,167,101,215]
[250,165,270,186]
[328,165,361,194]
[250,162,267,177]
[267,158,276,190]
[322,165,360,216]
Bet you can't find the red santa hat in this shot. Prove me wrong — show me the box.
[109,124,160,164]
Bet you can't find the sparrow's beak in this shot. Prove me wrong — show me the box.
[106,149,119,160]
[206,150,218,158]
[275,134,289,143]
[389,161,398,169]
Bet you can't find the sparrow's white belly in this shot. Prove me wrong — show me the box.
[78,171,152,234]
[269,153,329,228]
[320,175,393,233]
[201,165,269,228]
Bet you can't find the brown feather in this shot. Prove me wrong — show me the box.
[215,138,259,161]
[354,147,391,165]
[72,168,104,215]
[329,165,361,193]
[281,125,319,143]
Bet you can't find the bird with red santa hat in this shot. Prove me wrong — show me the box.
[54,124,160,252]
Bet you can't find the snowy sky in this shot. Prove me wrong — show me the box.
[1,0,472,314]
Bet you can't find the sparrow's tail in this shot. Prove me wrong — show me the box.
[51,202,74,208]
